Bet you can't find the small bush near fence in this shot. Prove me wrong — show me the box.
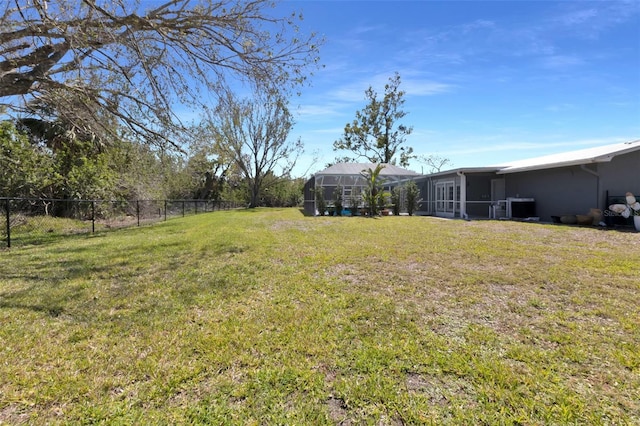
[0,198,239,248]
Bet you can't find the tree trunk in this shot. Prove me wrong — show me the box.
[249,179,260,208]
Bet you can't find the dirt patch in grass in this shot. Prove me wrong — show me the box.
[326,396,349,424]
[406,372,477,406]
[0,405,30,425]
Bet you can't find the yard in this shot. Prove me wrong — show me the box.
[1,208,638,424]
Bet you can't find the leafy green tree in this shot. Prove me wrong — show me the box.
[109,142,175,201]
[1,119,123,220]
[260,174,304,207]
[333,73,414,167]
[181,128,236,201]
[17,118,119,201]
[3,117,231,205]
[0,121,54,198]
[53,139,117,200]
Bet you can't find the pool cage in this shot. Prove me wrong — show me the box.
[303,163,421,216]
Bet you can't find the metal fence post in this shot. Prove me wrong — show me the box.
[91,200,95,233]
[5,198,10,249]
[137,200,140,226]
[182,200,185,217]
[164,200,167,221]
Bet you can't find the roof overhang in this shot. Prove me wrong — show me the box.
[414,167,502,180]
[496,140,640,175]
[496,157,614,174]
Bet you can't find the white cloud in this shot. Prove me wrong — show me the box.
[555,8,598,26]
[460,19,497,33]
[295,103,344,118]
[308,127,345,135]
[403,79,455,96]
[552,1,640,35]
[540,55,585,69]
[330,24,386,53]
[350,24,385,36]
[327,83,369,104]
[326,73,455,102]
[429,137,632,159]
[546,103,576,112]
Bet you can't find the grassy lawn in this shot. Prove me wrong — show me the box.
[1,208,639,424]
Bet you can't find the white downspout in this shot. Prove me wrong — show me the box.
[457,171,468,219]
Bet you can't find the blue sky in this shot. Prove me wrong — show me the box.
[279,0,640,176]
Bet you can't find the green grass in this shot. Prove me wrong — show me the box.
[1,209,639,424]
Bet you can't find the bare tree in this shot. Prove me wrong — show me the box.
[418,154,452,173]
[0,0,320,147]
[210,89,302,208]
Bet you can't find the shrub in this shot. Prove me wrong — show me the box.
[405,181,421,216]
[314,186,326,216]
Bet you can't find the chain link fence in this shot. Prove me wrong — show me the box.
[1,198,240,248]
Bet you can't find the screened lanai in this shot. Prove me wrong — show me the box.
[303,163,421,215]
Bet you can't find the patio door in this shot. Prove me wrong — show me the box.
[490,178,506,218]
[491,178,505,202]
[435,181,455,217]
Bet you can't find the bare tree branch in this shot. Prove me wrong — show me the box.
[0,0,321,147]
[210,87,302,207]
[418,154,453,173]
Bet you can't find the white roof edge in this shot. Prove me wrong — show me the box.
[414,167,501,179]
[496,157,611,174]
[496,139,640,175]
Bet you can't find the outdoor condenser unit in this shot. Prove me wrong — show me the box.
[506,197,536,218]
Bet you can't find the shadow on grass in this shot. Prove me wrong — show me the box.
[0,282,85,318]
[0,234,193,318]
[1,210,225,249]
[0,232,259,323]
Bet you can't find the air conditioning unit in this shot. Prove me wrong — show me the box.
[506,197,535,218]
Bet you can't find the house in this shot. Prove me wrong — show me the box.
[303,163,420,216]
[411,139,640,222]
[305,140,640,222]
[408,166,504,218]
